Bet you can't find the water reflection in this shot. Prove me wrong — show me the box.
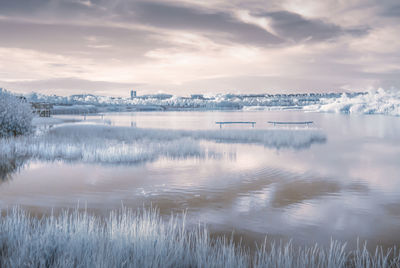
[0,158,26,182]
[383,203,400,217]
[271,179,341,208]
[0,110,399,250]
[0,152,398,249]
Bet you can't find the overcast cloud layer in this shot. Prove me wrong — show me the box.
[0,0,399,95]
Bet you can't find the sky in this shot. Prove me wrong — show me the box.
[0,0,399,96]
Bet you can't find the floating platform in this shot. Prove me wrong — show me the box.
[216,121,256,128]
[268,121,313,126]
[31,102,53,117]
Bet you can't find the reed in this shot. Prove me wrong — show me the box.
[0,207,398,268]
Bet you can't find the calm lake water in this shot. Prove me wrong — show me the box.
[1,110,400,249]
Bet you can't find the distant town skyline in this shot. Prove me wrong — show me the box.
[0,0,399,96]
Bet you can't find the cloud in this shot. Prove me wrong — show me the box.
[0,0,284,47]
[0,19,165,62]
[255,10,369,43]
[0,78,140,96]
[380,3,400,17]
[129,1,283,46]
[0,0,50,14]
[0,0,100,18]
[0,0,398,94]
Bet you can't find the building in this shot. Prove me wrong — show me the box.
[130,90,137,100]
[191,94,204,100]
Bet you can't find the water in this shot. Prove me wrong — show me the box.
[1,110,400,249]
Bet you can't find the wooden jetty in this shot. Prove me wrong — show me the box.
[268,121,313,126]
[216,121,256,128]
[31,103,53,117]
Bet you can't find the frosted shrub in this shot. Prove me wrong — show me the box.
[305,88,400,116]
[0,91,33,137]
[0,157,26,181]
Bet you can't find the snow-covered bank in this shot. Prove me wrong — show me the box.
[26,92,327,108]
[0,206,399,268]
[24,91,350,112]
[305,89,400,116]
[5,89,398,115]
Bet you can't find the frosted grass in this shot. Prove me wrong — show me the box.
[45,124,326,148]
[1,136,205,164]
[0,124,326,165]
[188,128,326,149]
[0,207,399,268]
[0,126,210,165]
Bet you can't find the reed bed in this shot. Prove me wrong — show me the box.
[0,207,398,268]
[0,124,326,165]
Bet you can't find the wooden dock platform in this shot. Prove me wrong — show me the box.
[31,103,53,117]
[268,121,313,126]
[216,121,256,128]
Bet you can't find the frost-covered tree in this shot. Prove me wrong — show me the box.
[0,91,33,137]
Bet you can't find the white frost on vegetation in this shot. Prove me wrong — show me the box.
[0,207,399,268]
[25,92,333,111]
[189,128,326,149]
[0,125,326,165]
[24,89,400,116]
[1,133,206,165]
[46,124,326,149]
[0,91,33,137]
[305,89,400,116]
